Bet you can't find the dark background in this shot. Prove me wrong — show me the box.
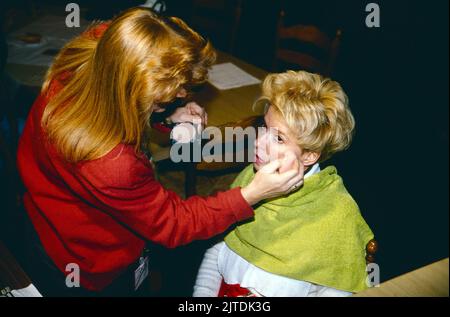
[1,0,448,296]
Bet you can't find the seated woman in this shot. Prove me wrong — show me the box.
[193,70,374,297]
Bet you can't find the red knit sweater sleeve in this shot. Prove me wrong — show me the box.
[72,145,253,248]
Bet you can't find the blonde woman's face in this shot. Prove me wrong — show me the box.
[254,106,304,171]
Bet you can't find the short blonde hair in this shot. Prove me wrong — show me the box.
[258,70,355,162]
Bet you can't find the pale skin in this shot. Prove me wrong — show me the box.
[254,106,321,174]
[152,89,305,206]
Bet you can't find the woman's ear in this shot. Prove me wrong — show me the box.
[301,151,321,167]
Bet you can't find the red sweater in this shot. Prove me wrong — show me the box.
[16,77,253,292]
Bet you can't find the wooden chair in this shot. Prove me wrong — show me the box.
[274,10,342,76]
[190,0,243,54]
[366,239,378,264]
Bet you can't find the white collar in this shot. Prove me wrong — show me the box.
[304,163,320,179]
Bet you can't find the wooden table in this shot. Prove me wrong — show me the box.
[6,14,89,87]
[8,49,268,124]
[354,258,449,297]
[197,52,268,126]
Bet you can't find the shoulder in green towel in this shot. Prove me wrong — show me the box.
[225,164,374,293]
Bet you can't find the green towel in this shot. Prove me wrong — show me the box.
[225,164,374,293]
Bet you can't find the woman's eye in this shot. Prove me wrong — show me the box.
[270,133,283,143]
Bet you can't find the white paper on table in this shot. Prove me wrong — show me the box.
[10,284,43,297]
[207,63,261,90]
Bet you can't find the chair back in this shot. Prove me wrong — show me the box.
[366,239,378,264]
[274,10,342,76]
[190,0,243,54]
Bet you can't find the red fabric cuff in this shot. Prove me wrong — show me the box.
[226,187,254,222]
[152,122,172,134]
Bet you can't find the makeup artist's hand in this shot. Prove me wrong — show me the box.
[241,153,305,206]
[169,102,208,127]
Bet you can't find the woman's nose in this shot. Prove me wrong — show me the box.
[256,130,268,149]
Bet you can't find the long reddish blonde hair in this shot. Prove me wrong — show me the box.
[41,7,216,163]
